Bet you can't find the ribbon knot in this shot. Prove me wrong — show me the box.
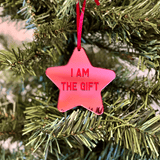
[76,0,100,50]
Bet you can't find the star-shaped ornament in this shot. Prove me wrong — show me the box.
[46,47,116,115]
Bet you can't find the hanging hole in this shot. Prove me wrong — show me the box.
[78,48,81,51]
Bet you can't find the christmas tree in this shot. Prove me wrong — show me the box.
[0,0,160,159]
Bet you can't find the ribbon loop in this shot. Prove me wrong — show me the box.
[76,0,100,51]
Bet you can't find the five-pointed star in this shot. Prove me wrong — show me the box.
[46,47,116,115]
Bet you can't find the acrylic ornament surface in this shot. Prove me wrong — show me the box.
[46,47,116,115]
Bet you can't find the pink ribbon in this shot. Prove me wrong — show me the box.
[76,0,100,50]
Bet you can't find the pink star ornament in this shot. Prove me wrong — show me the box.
[46,47,116,115]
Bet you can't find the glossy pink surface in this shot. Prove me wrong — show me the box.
[46,47,116,115]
